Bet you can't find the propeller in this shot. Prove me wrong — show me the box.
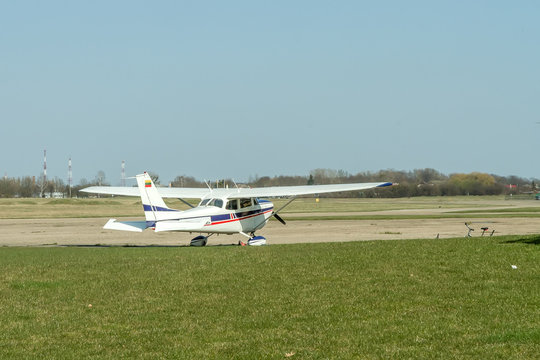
[273,212,286,225]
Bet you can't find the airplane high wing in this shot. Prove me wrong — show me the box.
[82,182,392,200]
[81,173,392,246]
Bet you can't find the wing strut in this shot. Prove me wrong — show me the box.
[178,197,195,208]
[273,196,297,215]
[253,196,297,230]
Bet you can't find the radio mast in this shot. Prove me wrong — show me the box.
[68,157,73,198]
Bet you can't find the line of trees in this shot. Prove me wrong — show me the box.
[0,171,109,199]
[0,168,538,198]
[248,169,538,198]
[0,176,89,199]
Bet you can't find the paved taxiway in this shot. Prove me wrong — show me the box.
[1,216,539,247]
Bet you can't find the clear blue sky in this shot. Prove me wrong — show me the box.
[1,1,539,185]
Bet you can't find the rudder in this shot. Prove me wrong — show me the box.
[136,172,179,222]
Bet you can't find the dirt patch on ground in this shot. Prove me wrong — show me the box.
[1,216,539,247]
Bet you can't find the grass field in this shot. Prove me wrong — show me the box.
[1,236,539,359]
[273,196,509,213]
[2,196,540,220]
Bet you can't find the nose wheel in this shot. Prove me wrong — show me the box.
[247,235,266,246]
[239,232,267,246]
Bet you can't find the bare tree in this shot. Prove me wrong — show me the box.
[20,176,37,198]
[37,175,47,198]
[148,172,160,185]
[95,171,106,186]
[0,178,17,197]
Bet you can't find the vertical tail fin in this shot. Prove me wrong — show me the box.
[136,172,179,223]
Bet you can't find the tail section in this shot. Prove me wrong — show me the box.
[136,172,179,223]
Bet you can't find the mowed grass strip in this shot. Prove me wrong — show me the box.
[279,213,540,221]
[272,196,510,213]
[1,236,538,359]
[450,207,540,214]
[0,198,196,219]
[2,196,537,220]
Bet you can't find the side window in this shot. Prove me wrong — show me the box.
[240,198,252,208]
[226,199,238,210]
[253,198,259,205]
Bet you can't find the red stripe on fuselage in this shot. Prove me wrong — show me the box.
[205,209,273,226]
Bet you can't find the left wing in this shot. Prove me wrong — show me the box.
[81,186,211,199]
[81,186,139,197]
[82,181,392,199]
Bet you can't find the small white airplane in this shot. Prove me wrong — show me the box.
[82,172,392,246]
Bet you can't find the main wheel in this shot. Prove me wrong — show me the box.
[190,235,208,247]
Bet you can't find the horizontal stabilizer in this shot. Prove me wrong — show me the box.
[154,218,210,232]
[103,219,149,232]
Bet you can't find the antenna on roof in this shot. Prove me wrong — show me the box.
[121,160,126,186]
[204,180,212,192]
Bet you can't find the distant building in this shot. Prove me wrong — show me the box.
[44,192,65,199]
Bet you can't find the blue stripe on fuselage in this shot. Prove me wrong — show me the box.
[211,213,231,222]
[143,205,179,212]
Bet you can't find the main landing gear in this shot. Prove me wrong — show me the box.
[190,233,267,246]
[190,235,209,247]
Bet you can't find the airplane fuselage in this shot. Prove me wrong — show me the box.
[151,197,274,235]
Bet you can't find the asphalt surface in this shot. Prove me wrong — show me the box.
[1,215,539,247]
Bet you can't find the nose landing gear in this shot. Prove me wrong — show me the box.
[247,235,267,246]
[239,232,267,246]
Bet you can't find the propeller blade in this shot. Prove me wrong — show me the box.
[273,213,286,225]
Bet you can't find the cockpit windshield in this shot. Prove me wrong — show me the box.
[199,198,224,208]
[209,199,223,208]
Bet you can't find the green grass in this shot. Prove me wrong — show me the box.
[279,213,540,221]
[1,236,538,359]
[273,196,509,213]
[3,196,540,220]
[0,198,202,219]
[450,207,540,214]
